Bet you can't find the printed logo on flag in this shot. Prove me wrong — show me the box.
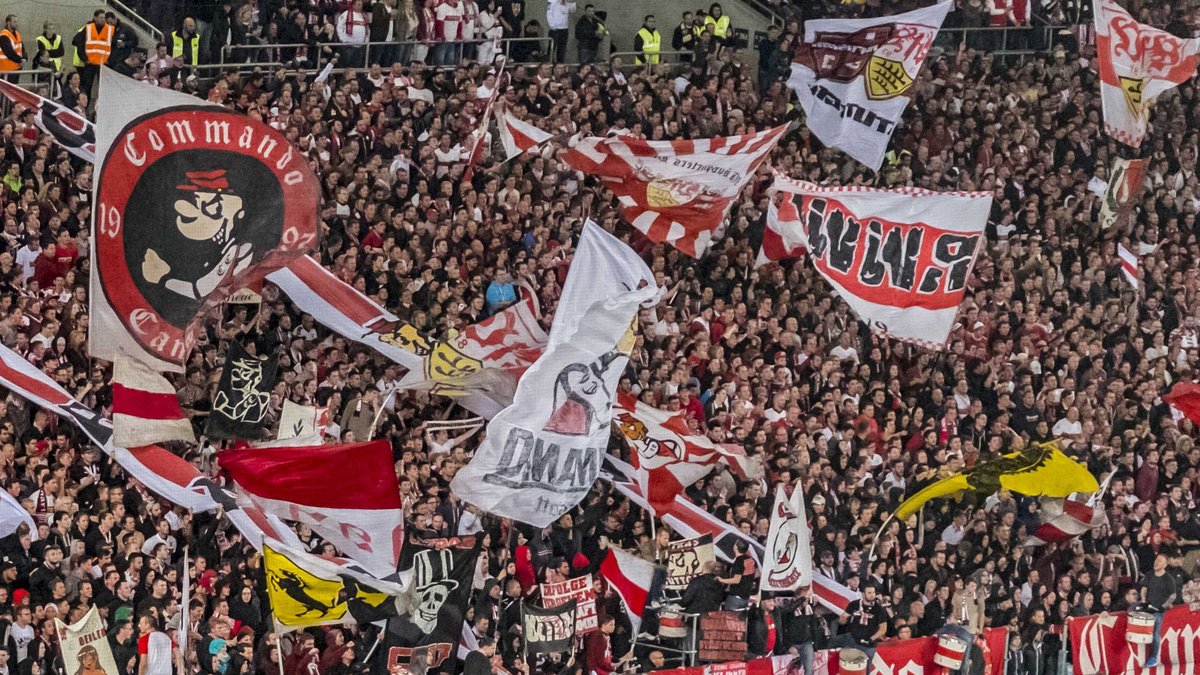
[1119,76,1145,115]
[95,108,319,364]
[212,354,271,424]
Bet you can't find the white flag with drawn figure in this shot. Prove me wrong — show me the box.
[760,484,812,594]
[789,0,950,170]
[771,175,991,348]
[57,607,121,675]
[451,222,660,526]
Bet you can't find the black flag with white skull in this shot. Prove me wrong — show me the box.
[380,535,481,675]
[523,600,577,654]
[205,341,278,440]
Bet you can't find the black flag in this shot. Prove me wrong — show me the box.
[381,535,481,674]
[205,341,277,440]
[524,600,577,654]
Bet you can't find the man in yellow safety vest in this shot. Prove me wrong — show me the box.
[704,3,731,47]
[171,17,200,67]
[0,15,25,81]
[633,15,661,66]
[34,22,63,76]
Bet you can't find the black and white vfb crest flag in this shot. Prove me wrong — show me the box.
[206,341,278,440]
[523,600,577,654]
[90,69,319,372]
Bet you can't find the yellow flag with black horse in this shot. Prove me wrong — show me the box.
[892,441,1099,521]
[263,538,407,630]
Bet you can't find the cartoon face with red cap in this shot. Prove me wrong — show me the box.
[141,168,254,301]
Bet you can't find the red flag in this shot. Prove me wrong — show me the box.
[756,192,806,267]
[599,547,656,634]
[1164,381,1200,426]
[218,441,404,576]
[562,126,787,258]
[495,108,553,160]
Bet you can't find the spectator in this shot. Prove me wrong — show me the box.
[672,11,697,62]
[335,0,370,67]
[545,0,574,64]
[574,3,604,65]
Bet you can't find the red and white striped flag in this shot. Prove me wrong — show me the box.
[1118,243,1139,289]
[1025,498,1106,546]
[756,193,806,267]
[562,125,787,258]
[217,440,405,576]
[496,108,553,161]
[600,547,656,634]
[112,357,196,448]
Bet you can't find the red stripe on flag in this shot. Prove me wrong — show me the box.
[218,441,403,511]
[112,383,186,420]
[600,549,652,621]
[285,257,386,326]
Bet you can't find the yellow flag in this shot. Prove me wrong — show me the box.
[263,543,350,628]
[893,442,1098,521]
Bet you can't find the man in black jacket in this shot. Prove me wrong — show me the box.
[574,5,605,65]
[681,560,725,614]
[747,595,783,657]
[670,11,696,62]
[781,588,821,675]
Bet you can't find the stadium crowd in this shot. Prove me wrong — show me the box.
[0,0,1196,674]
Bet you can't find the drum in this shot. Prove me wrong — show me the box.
[1127,612,1155,645]
[934,635,968,670]
[659,609,687,639]
[839,648,868,675]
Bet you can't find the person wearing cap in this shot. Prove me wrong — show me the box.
[748,595,783,657]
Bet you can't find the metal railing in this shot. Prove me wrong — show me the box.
[217,36,554,72]
[935,24,1062,57]
[0,68,61,97]
[106,0,164,44]
[609,50,696,67]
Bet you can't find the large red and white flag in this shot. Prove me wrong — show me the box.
[600,547,657,635]
[757,195,806,267]
[614,391,760,511]
[397,291,548,398]
[112,357,196,448]
[90,69,319,373]
[269,257,530,418]
[562,126,787,257]
[610,478,859,615]
[1026,498,1106,546]
[771,175,991,348]
[218,440,404,576]
[1069,606,1200,675]
[496,108,553,161]
[788,1,950,170]
[1095,0,1200,147]
[760,484,812,594]
[0,80,95,162]
[1118,243,1139,289]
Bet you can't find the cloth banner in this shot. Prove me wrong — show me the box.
[90,69,318,372]
[600,547,657,635]
[218,440,404,576]
[496,108,553,160]
[615,391,760,511]
[650,655,797,675]
[205,341,278,440]
[893,441,1099,520]
[1095,0,1200,147]
[770,175,991,348]
[523,600,577,654]
[263,538,404,630]
[1100,157,1149,231]
[112,355,196,447]
[383,535,482,675]
[1118,244,1139,289]
[451,222,659,527]
[1025,497,1106,546]
[562,129,786,257]
[664,534,715,591]
[0,80,95,161]
[274,400,326,443]
[56,606,121,675]
[760,484,812,594]
[1069,606,1200,675]
[788,1,950,170]
[757,195,806,267]
[540,575,598,634]
[396,292,547,397]
[266,255,507,419]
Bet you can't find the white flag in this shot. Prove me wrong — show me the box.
[760,484,812,594]
[276,399,323,442]
[0,489,36,541]
[496,108,553,160]
[451,223,659,526]
[788,1,950,170]
[56,607,122,675]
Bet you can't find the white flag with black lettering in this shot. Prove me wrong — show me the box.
[451,223,659,526]
[789,0,950,170]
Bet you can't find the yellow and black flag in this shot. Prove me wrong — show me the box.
[263,538,405,630]
[893,441,1099,520]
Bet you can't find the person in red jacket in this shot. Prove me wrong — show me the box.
[585,616,617,675]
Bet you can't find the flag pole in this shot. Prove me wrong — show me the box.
[276,634,286,675]
[368,390,398,440]
[181,546,190,662]
[363,633,384,663]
